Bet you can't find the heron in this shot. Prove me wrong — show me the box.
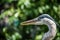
[21,14,57,40]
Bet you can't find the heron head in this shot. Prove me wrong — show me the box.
[20,14,54,25]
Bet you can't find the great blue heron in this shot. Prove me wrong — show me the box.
[21,14,57,40]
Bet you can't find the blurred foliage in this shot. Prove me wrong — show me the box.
[0,0,60,40]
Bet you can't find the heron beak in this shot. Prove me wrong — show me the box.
[21,19,38,25]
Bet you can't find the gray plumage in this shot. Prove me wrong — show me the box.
[38,14,56,40]
[37,14,57,40]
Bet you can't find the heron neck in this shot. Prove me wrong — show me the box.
[42,18,57,40]
[46,20,57,34]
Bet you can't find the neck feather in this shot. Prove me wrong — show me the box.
[42,18,57,40]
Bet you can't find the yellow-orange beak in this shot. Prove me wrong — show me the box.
[20,19,38,25]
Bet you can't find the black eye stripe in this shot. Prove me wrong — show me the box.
[38,14,54,21]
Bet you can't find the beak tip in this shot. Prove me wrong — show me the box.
[20,22,27,25]
[20,19,36,26]
[20,23,23,25]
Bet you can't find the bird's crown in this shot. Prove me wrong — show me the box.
[38,14,54,21]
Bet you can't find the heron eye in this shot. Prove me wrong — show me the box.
[38,17,44,21]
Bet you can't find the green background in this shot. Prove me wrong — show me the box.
[0,0,60,40]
